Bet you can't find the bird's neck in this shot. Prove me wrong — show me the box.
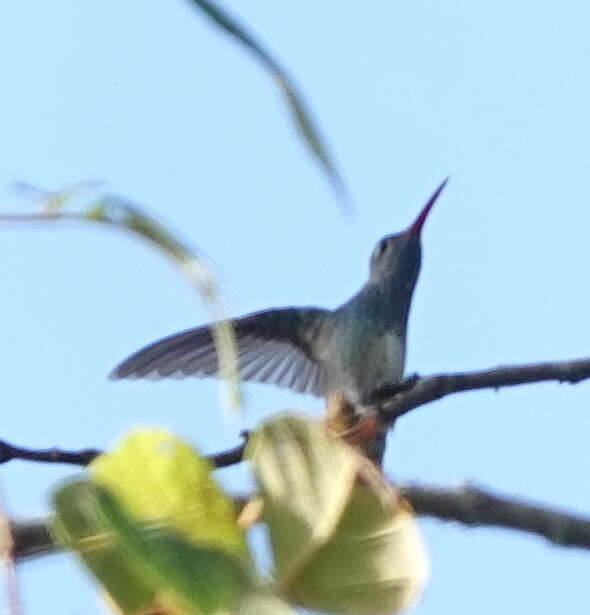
[341,279,416,337]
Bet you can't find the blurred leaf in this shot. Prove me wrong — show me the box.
[53,480,253,615]
[237,590,295,615]
[186,0,351,211]
[44,180,102,212]
[87,195,242,412]
[4,184,242,413]
[52,481,158,614]
[289,487,429,615]
[128,530,252,615]
[12,180,100,212]
[90,428,249,561]
[247,414,428,615]
[245,413,359,584]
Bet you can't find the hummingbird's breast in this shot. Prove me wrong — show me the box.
[319,316,407,405]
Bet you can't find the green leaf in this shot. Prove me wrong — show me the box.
[52,481,158,614]
[289,486,429,615]
[53,480,254,615]
[186,0,351,211]
[90,428,249,560]
[245,413,360,584]
[113,525,252,614]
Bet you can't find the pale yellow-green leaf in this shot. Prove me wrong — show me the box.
[289,486,429,615]
[245,413,360,585]
[90,429,248,560]
[236,589,295,615]
[53,480,254,615]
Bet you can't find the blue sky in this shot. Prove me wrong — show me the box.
[1,1,590,613]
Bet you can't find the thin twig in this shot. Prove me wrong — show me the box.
[0,441,101,466]
[401,482,590,550]
[0,212,83,223]
[209,441,246,467]
[0,438,245,469]
[375,356,590,422]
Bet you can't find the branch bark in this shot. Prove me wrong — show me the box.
[401,482,590,550]
[375,356,590,422]
[11,482,590,561]
[0,441,101,466]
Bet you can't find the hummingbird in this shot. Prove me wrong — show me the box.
[111,179,448,457]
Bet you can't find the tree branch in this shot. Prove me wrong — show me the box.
[9,520,55,561]
[0,441,101,466]
[401,482,590,550]
[11,482,590,561]
[0,438,245,469]
[375,356,590,422]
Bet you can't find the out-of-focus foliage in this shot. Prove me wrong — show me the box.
[245,413,360,583]
[185,0,351,211]
[90,429,248,559]
[52,418,427,615]
[86,192,243,414]
[53,481,161,614]
[53,481,257,615]
[2,185,242,413]
[247,414,428,615]
[289,486,428,614]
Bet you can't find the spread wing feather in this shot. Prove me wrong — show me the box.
[110,308,329,397]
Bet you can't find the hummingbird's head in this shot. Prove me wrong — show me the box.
[369,178,448,290]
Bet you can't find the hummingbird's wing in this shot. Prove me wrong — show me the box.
[110,308,328,396]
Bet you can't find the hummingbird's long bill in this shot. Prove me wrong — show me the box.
[407,177,449,236]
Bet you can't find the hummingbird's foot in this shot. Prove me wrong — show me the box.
[402,372,421,388]
[337,412,388,467]
[368,373,421,404]
[324,393,387,466]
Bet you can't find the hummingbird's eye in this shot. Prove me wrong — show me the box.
[377,238,388,256]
